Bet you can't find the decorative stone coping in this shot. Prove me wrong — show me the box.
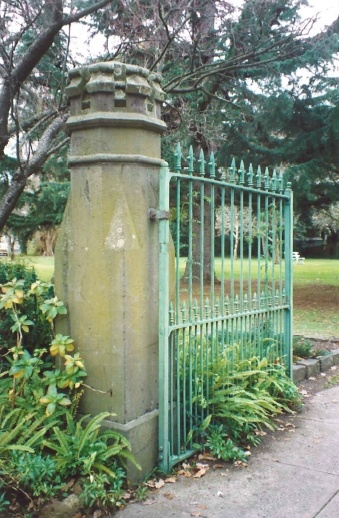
[65,60,165,120]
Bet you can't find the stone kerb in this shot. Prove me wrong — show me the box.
[55,61,167,481]
[293,349,339,384]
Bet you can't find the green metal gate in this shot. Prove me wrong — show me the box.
[158,144,293,473]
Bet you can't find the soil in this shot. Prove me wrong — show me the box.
[294,284,339,313]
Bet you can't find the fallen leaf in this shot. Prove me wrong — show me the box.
[309,376,316,380]
[197,504,207,510]
[320,373,327,377]
[145,479,157,488]
[213,463,225,469]
[220,472,228,477]
[217,491,224,497]
[285,422,295,428]
[93,511,103,518]
[196,462,209,469]
[198,453,216,461]
[165,476,177,483]
[255,430,267,436]
[178,467,192,477]
[163,492,175,500]
[155,479,165,489]
[193,468,208,478]
[191,513,201,517]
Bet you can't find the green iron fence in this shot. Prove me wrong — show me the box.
[158,144,293,473]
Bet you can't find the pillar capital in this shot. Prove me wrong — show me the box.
[66,61,166,120]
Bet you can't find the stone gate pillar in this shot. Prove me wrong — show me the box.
[54,61,166,480]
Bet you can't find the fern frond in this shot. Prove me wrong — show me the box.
[5,444,35,453]
[77,412,112,454]
[52,426,71,455]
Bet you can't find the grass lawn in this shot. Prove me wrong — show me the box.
[292,259,339,339]
[1,256,338,340]
[0,255,54,282]
[179,257,339,340]
[25,256,55,282]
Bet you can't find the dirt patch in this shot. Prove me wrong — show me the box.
[294,284,339,312]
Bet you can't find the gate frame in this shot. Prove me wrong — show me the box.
[158,158,293,473]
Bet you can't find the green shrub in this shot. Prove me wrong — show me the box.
[8,452,61,497]
[79,471,126,509]
[205,424,249,463]
[0,272,138,513]
[293,336,327,359]
[0,260,53,351]
[293,336,313,358]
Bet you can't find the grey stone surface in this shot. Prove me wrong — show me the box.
[292,363,306,383]
[113,385,339,518]
[319,354,334,372]
[296,358,320,378]
[317,492,339,517]
[39,494,80,518]
[329,349,339,366]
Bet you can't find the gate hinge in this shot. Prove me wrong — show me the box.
[148,208,170,221]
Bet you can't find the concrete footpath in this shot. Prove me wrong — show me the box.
[115,383,339,518]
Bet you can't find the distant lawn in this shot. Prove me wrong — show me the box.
[292,259,339,339]
[0,255,54,282]
[26,256,55,282]
[180,257,339,340]
[1,256,338,340]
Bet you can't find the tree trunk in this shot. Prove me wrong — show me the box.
[184,182,219,283]
[35,228,57,256]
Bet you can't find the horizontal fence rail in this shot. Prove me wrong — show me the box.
[158,144,293,473]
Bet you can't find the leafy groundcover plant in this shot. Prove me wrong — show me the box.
[0,262,139,516]
[188,343,302,463]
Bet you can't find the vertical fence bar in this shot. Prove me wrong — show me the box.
[284,182,293,377]
[247,164,253,358]
[175,143,182,320]
[210,152,216,308]
[158,163,171,473]
[220,169,226,352]
[199,151,205,318]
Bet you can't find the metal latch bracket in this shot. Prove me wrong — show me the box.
[148,208,170,221]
